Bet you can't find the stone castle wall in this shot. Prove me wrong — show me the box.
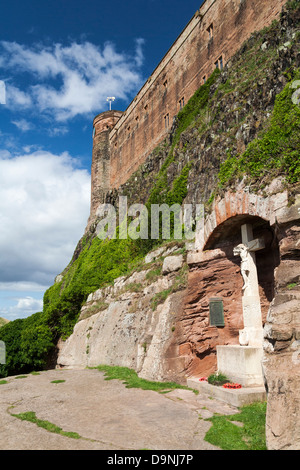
[90,0,286,218]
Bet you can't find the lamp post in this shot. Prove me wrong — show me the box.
[106,97,115,111]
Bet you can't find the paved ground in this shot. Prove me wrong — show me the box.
[0,368,239,450]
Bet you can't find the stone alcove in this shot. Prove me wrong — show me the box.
[181,214,279,378]
[180,189,286,378]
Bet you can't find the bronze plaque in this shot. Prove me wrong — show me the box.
[209,298,224,327]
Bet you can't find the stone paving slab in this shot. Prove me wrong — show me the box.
[0,369,240,451]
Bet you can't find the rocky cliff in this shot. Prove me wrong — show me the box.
[57,244,188,382]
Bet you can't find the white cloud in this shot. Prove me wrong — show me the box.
[0,296,43,320]
[16,296,43,312]
[0,39,145,121]
[135,38,145,67]
[5,83,32,108]
[11,118,34,132]
[47,126,68,137]
[0,150,91,288]
[0,80,5,104]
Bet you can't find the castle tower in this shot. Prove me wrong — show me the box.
[90,110,123,220]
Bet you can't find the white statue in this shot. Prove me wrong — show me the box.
[239,329,249,346]
[233,243,250,291]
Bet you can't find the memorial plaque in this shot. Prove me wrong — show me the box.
[209,298,224,327]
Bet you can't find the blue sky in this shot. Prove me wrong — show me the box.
[0,0,203,320]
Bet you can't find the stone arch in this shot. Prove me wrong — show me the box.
[195,188,289,252]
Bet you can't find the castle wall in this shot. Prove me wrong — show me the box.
[105,0,286,190]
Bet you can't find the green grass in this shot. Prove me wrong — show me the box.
[0,379,8,385]
[150,287,172,311]
[11,411,81,439]
[204,402,267,450]
[50,379,66,384]
[207,372,229,386]
[170,68,220,149]
[95,365,198,394]
[145,267,162,282]
[287,282,298,290]
[218,73,300,188]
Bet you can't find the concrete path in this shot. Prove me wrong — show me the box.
[0,368,239,450]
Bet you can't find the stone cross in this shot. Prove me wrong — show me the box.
[233,224,265,347]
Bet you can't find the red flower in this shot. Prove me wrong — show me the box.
[199,377,208,382]
[222,382,242,389]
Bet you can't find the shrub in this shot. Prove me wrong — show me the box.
[207,372,229,386]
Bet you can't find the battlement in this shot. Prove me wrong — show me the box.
[90,0,287,220]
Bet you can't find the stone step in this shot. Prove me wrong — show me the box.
[187,378,267,408]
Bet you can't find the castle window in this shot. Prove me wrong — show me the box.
[144,104,148,111]
[92,126,95,138]
[207,23,213,39]
[215,56,224,71]
[163,79,168,88]
[179,97,185,110]
[164,113,170,129]
[219,56,223,70]
[203,76,206,84]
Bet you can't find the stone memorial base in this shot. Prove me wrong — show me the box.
[187,378,266,407]
[217,345,265,387]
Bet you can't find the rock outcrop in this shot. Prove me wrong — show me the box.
[262,208,300,450]
[57,245,189,383]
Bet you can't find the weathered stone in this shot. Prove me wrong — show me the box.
[263,353,300,450]
[275,260,300,289]
[143,277,171,295]
[187,248,226,265]
[264,324,293,342]
[145,247,165,264]
[291,80,300,105]
[266,299,299,325]
[162,255,184,274]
